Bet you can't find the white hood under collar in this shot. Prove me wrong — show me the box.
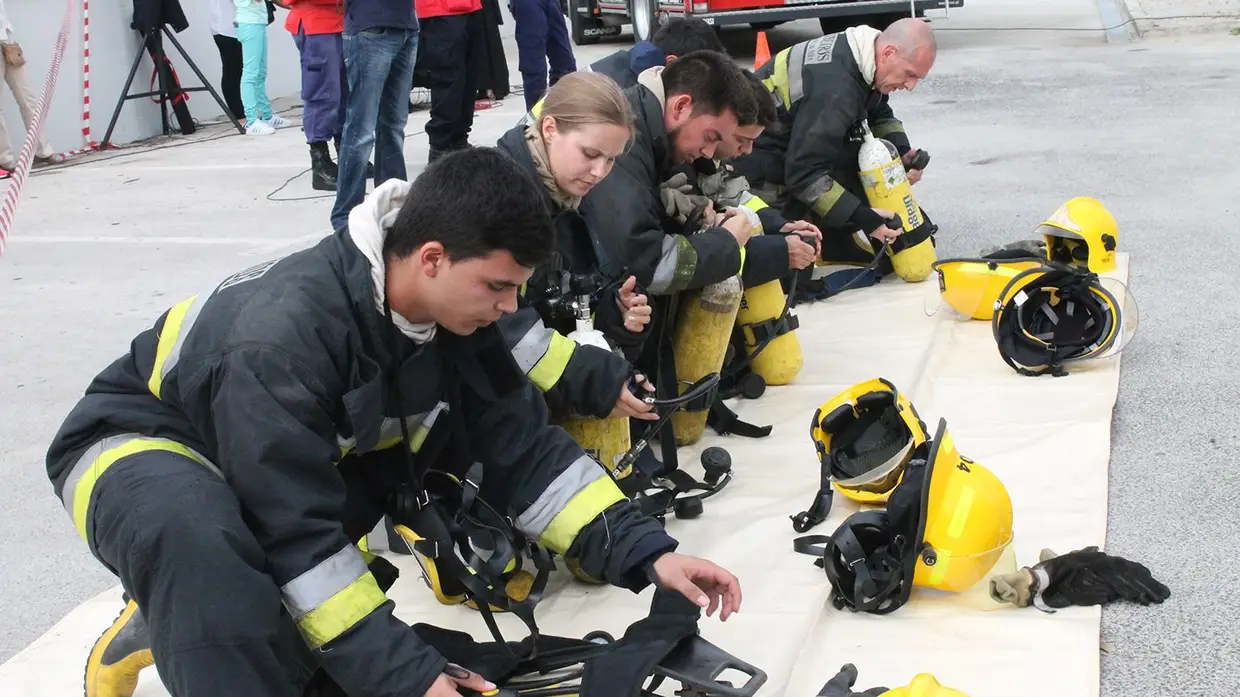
[845,25,881,87]
[347,178,438,344]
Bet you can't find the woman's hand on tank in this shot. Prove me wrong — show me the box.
[615,276,652,333]
[611,374,658,421]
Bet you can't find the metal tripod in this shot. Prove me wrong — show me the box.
[101,25,246,149]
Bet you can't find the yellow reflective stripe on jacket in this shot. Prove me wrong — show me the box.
[511,322,576,392]
[148,293,207,399]
[59,435,220,543]
[741,192,769,213]
[282,545,388,649]
[515,455,625,554]
[739,246,748,274]
[872,119,906,140]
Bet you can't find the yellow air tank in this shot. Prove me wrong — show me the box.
[857,120,936,282]
[551,296,633,477]
[735,231,803,386]
[670,274,744,445]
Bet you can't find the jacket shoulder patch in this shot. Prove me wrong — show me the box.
[219,259,279,291]
[804,35,837,66]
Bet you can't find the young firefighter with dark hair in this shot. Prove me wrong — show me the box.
[661,71,823,292]
[576,50,759,297]
[54,148,743,697]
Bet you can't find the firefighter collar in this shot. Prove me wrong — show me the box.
[636,65,668,115]
[348,178,438,344]
[844,25,880,87]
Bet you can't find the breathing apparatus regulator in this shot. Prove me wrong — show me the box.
[792,379,1015,616]
[537,267,738,519]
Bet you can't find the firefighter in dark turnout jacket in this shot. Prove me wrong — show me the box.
[495,71,659,424]
[661,71,822,291]
[56,149,742,697]
[732,19,936,274]
[576,51,759,297]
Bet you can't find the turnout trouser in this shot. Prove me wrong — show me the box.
[65,438,319,696]
[510,0,576,110]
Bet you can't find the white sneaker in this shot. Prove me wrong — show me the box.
[267,114,289,129]
[409,88,431,110]
[247,120,275,136]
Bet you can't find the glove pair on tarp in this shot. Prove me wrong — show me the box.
[817,664,888,697]
[989,546,1170,611]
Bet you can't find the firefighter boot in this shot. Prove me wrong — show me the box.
[84,596,154,697]
[310,142,338,192]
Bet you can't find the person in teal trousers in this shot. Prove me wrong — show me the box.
[235,0,289,135]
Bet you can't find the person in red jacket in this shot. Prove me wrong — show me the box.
[284,0,348,190]
[416,0,485,163]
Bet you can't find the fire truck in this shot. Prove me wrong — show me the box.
[567,0,963,47]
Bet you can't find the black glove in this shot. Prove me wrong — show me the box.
[990,546,1170,611]
[979,239,1046,260]
[816,664,888,697]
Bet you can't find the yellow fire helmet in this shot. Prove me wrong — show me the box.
[923,256,1046,321]
[809,377,931,506]
[992,261,1138,377]
[815,664,970,697]
[881,674,971,697]
[1037,196,1118,273]
[797,419,1014,614]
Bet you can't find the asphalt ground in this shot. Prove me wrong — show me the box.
[1,0,1236,693]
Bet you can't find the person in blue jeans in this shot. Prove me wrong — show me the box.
[509,0,575,110]
[330,0,419,230]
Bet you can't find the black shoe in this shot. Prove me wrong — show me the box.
[309,142,337,192]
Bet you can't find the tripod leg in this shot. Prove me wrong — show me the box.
[101,32,152,149]
[148,38,170,134]
[163,26,246,134]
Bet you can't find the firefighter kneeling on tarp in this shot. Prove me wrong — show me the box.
[52,148,743,697]
[732,18,940,302]
[660,71,822,413]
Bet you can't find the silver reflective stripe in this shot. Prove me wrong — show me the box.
[281,545,370,620]
[787,41,808,105]
[510,322,557,375]
[798,173,837,208]
[515,455,608,539]
[59,434,221,516]
[160,292,208,383]
[648,236,681,295]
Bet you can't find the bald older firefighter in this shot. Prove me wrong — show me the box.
[57,148,743,697]
[732,18,937,292]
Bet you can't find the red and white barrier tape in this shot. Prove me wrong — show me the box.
[0,0,75,256]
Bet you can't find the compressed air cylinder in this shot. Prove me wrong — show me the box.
[858,128,936,282]
[552,321,633,478]
[669,275,744,446]
[737,276,803,386]
[556,415,631,479]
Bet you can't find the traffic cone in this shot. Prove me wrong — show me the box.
[754,31,771,70]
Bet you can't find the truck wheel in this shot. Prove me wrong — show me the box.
[629,0,658,43]
[570,0,601,45]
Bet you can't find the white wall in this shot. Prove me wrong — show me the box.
[1,0,303,152]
